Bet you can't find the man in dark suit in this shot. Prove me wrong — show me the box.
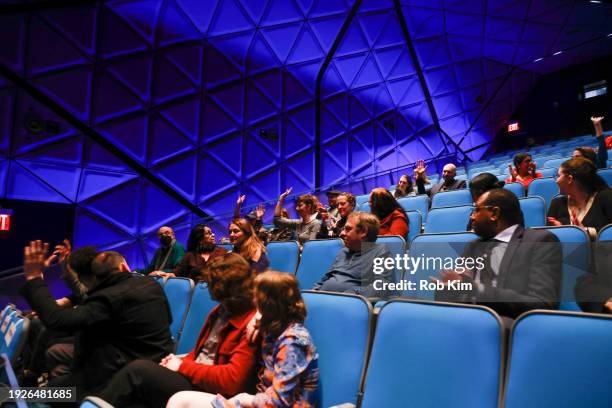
[435,188,562,319]
[415,161,467,198]
[20,241,173,400]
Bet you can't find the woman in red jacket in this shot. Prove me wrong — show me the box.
[369,188,409,239]
[95,253,259,407]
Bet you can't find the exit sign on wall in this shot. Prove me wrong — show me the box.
[508,122,520,132]
[0,209,12,231]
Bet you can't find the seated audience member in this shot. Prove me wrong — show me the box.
[415,160,467,197]
[313,212,393,297]
[547,157,612,240]
[20,244,173,400]
[318,192,355,238]
[573,116,608,169]
[234,195,269,243]
[505,153,542,189]
[370,188,409,238]
[144,226,185,275]
[96,254,259,407]
[229,218,270,273]
[167,271,319,408]
[575,240,612,314]
[325,189,342,223]
[394,174,416,199]
[268,207,293,242]
[154,224,227,281]
[274,188,322,244]
[467,173,507,230]
[434,189,562,319]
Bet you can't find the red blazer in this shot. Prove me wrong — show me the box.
[178,306,258,397]
[505,172,543,189]
[379,208,409,238]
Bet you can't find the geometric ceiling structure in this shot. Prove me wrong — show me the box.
[1,0,611,267]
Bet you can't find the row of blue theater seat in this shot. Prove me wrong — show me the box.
[0,304,29,366]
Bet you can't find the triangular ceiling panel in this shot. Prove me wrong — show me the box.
[6,161,70,203]
[92,70,143,124]
[16,160,80,202]
[18,135,83,166]
[309,15,345,53]
[27,16,88,76]
[247,31,282,73]
[159,97,200,143]
[445,11,483,37]
[0,15,25,71]
[285,59,321,91]
[357,12,388,47]
[320,108,345,142]
[208,0,254,37]
[387,49,415,80]
[373,46,404,79]
[447,37,483,62]
[261,0,303,26]
[164,43,203,85]
[73,208,134,247]
[41,5,97,56]
[374,13,404,48]
[99,115,148,164]
[352,55,383,89]
[152,152,197,201]
[286,26,324,64]
[244,135,277,177]
[77,168,137,202]
[198,153,238,202]
[148,116,194,167]
[157,0,202,46]
[320,64,346,97]
[34,67,92,121]
[246,84,278,125]
[209,81,244,124]
[207,134,243,174]
[333,53,367,88]
[349,93,371,128]
[335,22,368,57]
[283,118,312,157]
[309,0,350,18]
[153,57,195,104]
[253,70,282,108]
[140,180,191,230]
[261,23,302,64]
[201,97,240,143]
[99,6,149,58]
[403,6,444,40]
[240,0,268,25]
[175,0,217,34]
[81,179,140,233]
[246,168,280,202]
[285,152,313,188]
[323,94,348,126]
[209,30,255,69]
[84,139,133,171]
[107,55,153,102]
[107,0,161,43]
[287,104,315,138]
[204,45,242,86]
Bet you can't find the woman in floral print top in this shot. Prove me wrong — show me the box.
[167,271,319,408]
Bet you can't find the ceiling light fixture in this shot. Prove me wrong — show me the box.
[533,57,544,62]
[553,51,563,56]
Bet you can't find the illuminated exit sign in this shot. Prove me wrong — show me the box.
[0,209,12,231]
[508,122,520,132]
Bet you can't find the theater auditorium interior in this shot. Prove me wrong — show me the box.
[0,0,611,407]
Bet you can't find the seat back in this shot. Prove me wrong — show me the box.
[163,277,194,341]
[405,232,478,298]
[598,223,612,241]
[361,300,503,408]
[175,282,218,354]
[519,196,546,228]
[538,167,558,178]
[357,202,371,213]
[398,195,429,223]
[504,311,612,408]
[1,353,28,408]
[1,313,29,364]
[217,243,233,251]
[356,194,369,206]
[296,239,344,290]
[375,235,406,283]
[302,291,373,408]
[532,226,589,311]
[405,210,422,243]
[598,168,612,187]
[266,241,299,273]
[431,189,472,209]
[527,177,559,209]
[504,182,525,198]
[425,205,473,234]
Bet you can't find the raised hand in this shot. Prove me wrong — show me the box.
[508,165,518,181]
[255,204,265,219]
[24,240,49,280]
[591,116,604,137]
[279,187,293,200]
[414,159,427,180]
[236,195,246,205]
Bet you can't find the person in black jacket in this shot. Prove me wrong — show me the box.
[20,241,173,401]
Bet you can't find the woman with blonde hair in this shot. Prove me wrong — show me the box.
[167,271,319,408]
[229,218,269,273]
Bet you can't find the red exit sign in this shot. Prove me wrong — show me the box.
[508,122,520,132]
[0,209,12,231]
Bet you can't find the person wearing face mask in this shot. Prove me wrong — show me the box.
[158,224,227,281]
[144,226,185,276]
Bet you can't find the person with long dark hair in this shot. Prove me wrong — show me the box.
[506,153,543,189]
[167,271,319,408]
[547,157,612,240]
[369,188,408,238]
[229,218,269,273]
[394,174,415,198]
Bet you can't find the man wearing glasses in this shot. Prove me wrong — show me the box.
[435,188,562,319]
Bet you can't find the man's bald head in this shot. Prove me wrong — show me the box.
[442,163,457,183]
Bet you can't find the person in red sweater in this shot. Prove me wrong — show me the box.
[95,253,259,407]
[505,153,543,189]
[369,188,409,238]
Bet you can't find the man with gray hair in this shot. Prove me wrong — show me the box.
[20,242,173,401]
[313,212,394,297]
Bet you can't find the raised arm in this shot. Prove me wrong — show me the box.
[234,195,246,219]
[275,188,292,217]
